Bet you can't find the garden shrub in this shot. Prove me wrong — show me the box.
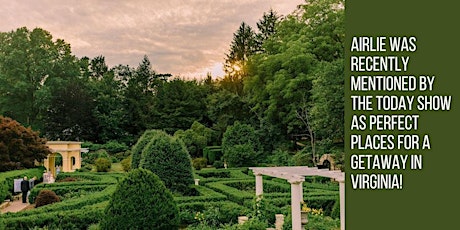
[113,150,131,162]
[330,198,340,219]
[174,121,213,158]
[100,168,179,230]
[120,157,131,172]
[0,217,4,230]
[291,147,314,166]
[203,146,222,164]
[225,144,257,167]
[240,218,268,230]
[213,160,224,169]
[101,141,129,155]
[139,130,194,194]
[94,158,111,172]
[130,129,160,169]
[35,189,60,208]
[222,122,261,167]
[192,157,207,170]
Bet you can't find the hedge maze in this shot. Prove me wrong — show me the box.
[1,168,340,229]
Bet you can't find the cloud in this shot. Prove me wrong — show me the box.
[0,0,304,78]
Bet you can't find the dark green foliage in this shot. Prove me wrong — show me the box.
[330,197,340,219]
[42,77,98,141]
[84,149,110,165]
[0,27,80,130]
[203,146,222,164]
[94,158,111,172]
[212,160,225,169]
[35,189,60,208]
[225,144,257,168]
[130,129,160,169]
[222,122,261,167]
[292,147,315,166]
[100,168,179,230]
[267,149,293,166]
[151,79,207,134]
[174,121,213,158]
[101,141,129,154]
[139,130,194,194]
[192,157,207,170]
[122,56,160,137]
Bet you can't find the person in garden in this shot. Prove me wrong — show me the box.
[20,176,30,203]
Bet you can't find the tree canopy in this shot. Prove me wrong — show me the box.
[0,116,51,172]
[0,0,344,166]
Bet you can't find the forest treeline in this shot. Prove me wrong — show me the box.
[0,0,344,166]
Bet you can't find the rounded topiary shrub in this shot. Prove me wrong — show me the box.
[192,157,207,170]
[35,189,60,208]
[94,157,111,172]
[139,130,194,194]
[100,168,179,230]
[131,130,161,169]
[120,157,131,172]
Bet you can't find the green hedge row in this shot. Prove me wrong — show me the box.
[55,172,123,183]
[265,195,339,217]
[194,168,252,183]
[0,167,45,201]
[205,180,254,204]
[174,185,227,203]
[29,184,109,204]
[3,200,108,230]
[3,185,115,218]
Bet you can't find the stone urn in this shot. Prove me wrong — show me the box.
[301,211,308,224]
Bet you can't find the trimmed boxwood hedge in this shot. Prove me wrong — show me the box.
[1,168,341,229]
[174,185,227,203]
[0,167,44,201]
[100,168,179,230]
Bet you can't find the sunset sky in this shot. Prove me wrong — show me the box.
[1,0,304,79]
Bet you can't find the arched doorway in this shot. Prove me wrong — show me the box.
[43,141,83,176]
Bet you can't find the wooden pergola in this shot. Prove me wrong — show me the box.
[249,166,345,230]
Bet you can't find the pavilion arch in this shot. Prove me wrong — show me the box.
[43,141,83,177]
[318,153,337,170]
[250,166,345,230]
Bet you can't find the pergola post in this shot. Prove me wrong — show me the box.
[290,181,303,230]
[299,182,304,202]
[249,167,345,230]
[339,179,345,230]
[255,173,263,196]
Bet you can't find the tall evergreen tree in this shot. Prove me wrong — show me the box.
[122,55,159,137]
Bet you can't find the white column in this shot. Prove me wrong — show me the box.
[299,182,304,202]
[290,181,302,230]
[339,180,345,230]
[255,173,263,196]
